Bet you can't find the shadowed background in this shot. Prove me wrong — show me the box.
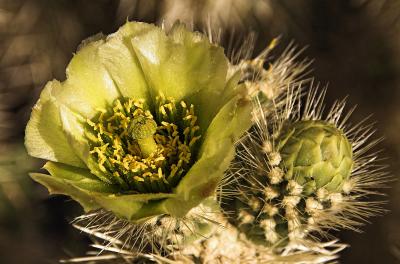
[0,0,399,263]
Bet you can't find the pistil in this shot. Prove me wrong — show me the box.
[130,116,158,158]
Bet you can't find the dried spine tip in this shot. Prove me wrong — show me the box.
[263,203,278,216]
[267,151,282,166]
[264,186,279,200]
[287,180,303,195]
[262,140,273,153]
[268,167,284,184]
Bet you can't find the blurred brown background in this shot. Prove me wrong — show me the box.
[0,0,399,263]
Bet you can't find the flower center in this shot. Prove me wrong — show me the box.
[86,97,201,193]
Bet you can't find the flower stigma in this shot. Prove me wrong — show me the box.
[129,116,158,158]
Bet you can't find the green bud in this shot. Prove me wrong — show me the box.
[222,119,356,246]
[277,120,353,194]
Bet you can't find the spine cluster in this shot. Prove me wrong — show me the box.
[220,86,389,248]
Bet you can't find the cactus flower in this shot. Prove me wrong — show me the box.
[25,21,252,222]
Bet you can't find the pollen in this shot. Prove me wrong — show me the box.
[85,97,201,193]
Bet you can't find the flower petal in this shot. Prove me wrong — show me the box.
[163,96,253,217]
[131,22,230,130]
[97,22,155,102]
[169,23,245,130]
[59,105,89,160]
[52,22,171,118]
[26,22,254,222]
[30,173,101,212]
[25,81,86,167]
[93,194,171,222]
[33,161,175,221]
[43,161,118,193]
[49,36,121,118]
[58,103,111,183]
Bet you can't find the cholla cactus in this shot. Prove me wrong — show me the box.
[220,84,390,253]
[58,27,351,264]
[23,15,390,264]
[65,212,347,264]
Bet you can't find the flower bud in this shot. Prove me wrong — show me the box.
[278,120,353,194]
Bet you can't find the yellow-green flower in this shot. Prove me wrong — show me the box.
[25,21,252,222]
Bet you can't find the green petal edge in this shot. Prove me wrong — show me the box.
[163,96,253,217]
[24,22,162,166]
[25,81,86,168]
[32,161,176,221]
[131,22,230,132]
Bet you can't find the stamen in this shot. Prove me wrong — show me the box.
[86,97,201,193]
